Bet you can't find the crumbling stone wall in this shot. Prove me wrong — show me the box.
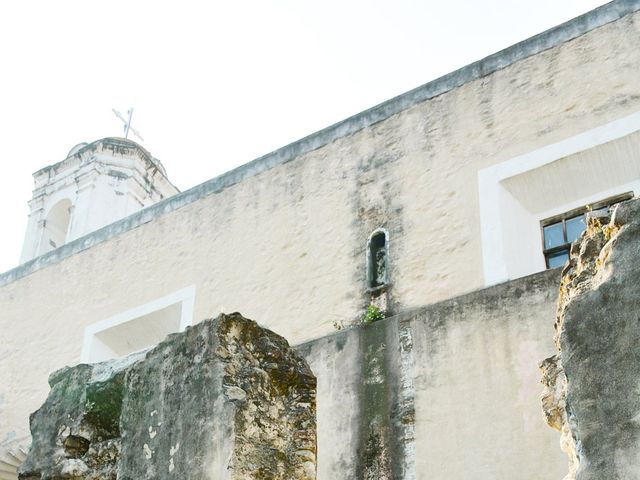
[19,313,316,480]
[541,198,640,480]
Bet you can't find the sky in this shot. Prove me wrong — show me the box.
[0,0,609,273]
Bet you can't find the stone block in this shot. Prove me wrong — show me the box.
[541,197,640,480]
[19,313,316,480]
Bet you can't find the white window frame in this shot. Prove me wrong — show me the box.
[478,111,640,286]
[81,285,196,363]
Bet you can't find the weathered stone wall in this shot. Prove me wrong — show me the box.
[19,313,316,480]
[298,268,564,479]
[541,198,640,479]
[2,4,640,447]
[15,272,566,480]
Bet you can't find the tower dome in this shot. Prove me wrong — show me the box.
[20,138,179,263]
[66,142,89,158]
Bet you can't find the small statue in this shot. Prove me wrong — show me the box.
[375,247,386,286]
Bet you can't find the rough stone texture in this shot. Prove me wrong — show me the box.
[19,313,316,480]
[541,198,640,480]
[18,354,140,480]
[4,3,640,449]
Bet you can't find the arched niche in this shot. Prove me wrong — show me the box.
[367,228,389,289]
[39,199,72,255]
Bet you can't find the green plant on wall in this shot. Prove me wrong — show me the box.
[362,305,385,324]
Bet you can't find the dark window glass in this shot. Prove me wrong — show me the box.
[541,192,633,270]
[565,214,586,243]
[547,250,569,269]
[543,222,564,249]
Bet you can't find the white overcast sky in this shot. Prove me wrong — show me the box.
[0,0,609,273]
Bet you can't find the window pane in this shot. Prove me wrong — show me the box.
[547,250,569,269]
[566,214,586,243]
[543,222,564,249]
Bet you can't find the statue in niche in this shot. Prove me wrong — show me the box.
[375,247,387,286]
[369,230,388,289]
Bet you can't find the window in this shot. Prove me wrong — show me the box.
[541,192,633,268]
[81,286,195,363]
[367,229,388,289]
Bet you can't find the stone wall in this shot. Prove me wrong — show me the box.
[3,1,640,467]
[10,268,568,480]
[299,268,564,479]
[2,3,640,446]
[19,313,316,480]
[541,198,640,479]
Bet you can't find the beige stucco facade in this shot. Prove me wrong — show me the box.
[2,2,640,477]
[299,269,566,479]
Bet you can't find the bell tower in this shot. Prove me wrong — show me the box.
[20,138,179,263]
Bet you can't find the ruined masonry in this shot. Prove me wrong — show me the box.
[541,197,640,480]
[19,313,317,480]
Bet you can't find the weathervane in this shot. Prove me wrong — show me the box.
[112,107,144,142]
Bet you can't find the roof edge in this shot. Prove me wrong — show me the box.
[34,137,170,179]
[2,0,638,287]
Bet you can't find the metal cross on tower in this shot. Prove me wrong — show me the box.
[112,107,144,142]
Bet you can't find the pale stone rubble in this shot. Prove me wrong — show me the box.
[541,197,640,480]
[19,313,316,480]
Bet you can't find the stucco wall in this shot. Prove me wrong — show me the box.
[299,268,564,479]
[2,1,640,452]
